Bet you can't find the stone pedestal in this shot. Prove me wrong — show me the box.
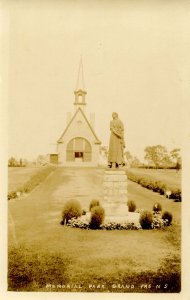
[103,170,129,222]
[104,170,128,203]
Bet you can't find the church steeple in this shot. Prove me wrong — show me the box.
[74,57,87,110]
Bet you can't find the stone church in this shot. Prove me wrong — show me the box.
[51,61,101,166]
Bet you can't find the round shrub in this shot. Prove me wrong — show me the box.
[152,181,162,193]
[146,181,155,191]
[171,189,181,202]
[62,199,82,224]
[162,211,173,225]
[127,200,136,212]
[159,184,167,195]
[90,206,105,229]
[8,191,17,200]
[153,202,162,212]
[139,211,153,229]
[139,178,148,188]
[89,199,100,211]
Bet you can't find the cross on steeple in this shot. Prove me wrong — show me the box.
[74,57,87,110]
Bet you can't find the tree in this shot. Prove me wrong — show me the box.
[170,148,181,166]
[176,160,181,171]
[169,148,182,170]
[36,155,48,166]
[8,157,18,167]
[144,145,171,168]
[100,146,108,158]
[19,158,28,167]
[19,158,23,167]
[131,156,142,168]
[124,151,133,166]
[170,148,181,161]
[124,151,142,168]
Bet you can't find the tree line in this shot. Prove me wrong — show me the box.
[8,155,48,167]
[9,145,181,169]
[143,146,181,169]
[100,145,181,169]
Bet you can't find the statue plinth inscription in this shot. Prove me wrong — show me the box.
[103,170,128,220]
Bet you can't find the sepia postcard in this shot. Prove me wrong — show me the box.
[1,0,190,300]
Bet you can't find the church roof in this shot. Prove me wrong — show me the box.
[57,107,101,144]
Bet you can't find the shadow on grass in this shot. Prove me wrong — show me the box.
[8,245,71,291]
[8,245,180,293]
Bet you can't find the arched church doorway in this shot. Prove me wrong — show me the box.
[66,137,92,162]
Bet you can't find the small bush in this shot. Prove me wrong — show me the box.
[89,199,100,211]
[90,206,105,229]
[171,189,181,202]
[162,211,173,225]
[146,181,156,190]
[62,199,82,224]
[152,181,162,193]
[159,184,167,195]
[127,200,136,212]
[139,211,153,229]
[8,191,17,200]
[153,202,162,212]
[139,178,148,188]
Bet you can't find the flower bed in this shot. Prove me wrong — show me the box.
[61,199,173,230]
[66,211,171,230]
[151,212,169,228]
[67,218,142,230]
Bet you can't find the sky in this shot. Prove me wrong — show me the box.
[2,0,190,161]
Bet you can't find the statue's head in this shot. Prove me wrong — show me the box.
[112,112,118,119]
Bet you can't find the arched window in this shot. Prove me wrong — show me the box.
[66,137,92,162]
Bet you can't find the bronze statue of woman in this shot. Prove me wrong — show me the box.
[108,112,125,168]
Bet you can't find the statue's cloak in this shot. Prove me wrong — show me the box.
[108,118,125,164]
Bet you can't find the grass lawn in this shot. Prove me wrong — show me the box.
[8,167,181,293]
[8,167,44,193]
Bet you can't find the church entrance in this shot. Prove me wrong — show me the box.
[66,137,92,162]
[74,151,83,162]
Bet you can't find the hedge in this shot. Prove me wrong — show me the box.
[8,166,56,200]
[126,171,181,201]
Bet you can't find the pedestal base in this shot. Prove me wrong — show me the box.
[78,211,140,226]
[103,170,128,205]
[104,212,140,225]
[103,203,129,217]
